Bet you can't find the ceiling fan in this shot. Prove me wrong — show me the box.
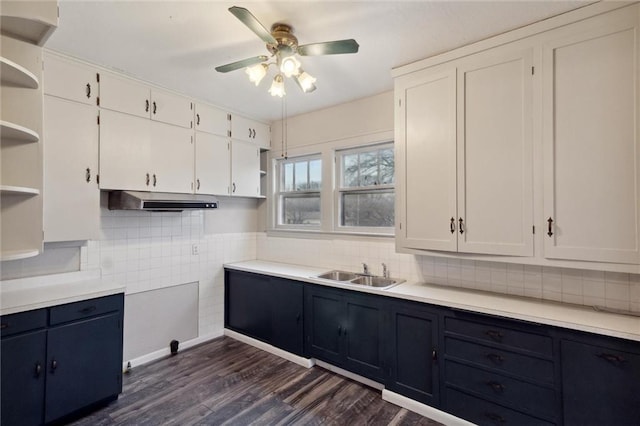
[215,6,359,97]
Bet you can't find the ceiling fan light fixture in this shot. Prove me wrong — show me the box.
[280,55,301,78]
[269,74,286,97]
[296,70,317,93]
[246,63,268,86]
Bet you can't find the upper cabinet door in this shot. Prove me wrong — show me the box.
[195,103,229,136]
[231,140,260,197]
[150,121,194,193]
[231,113,271,149]
[395,67,458,252]
[195,132,230,195]
[150,89,193,129]
[456,47,534,256]
[99,73,150,119]
[43,53,98,105]
[542,7,640,264]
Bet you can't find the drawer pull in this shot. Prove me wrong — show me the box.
[486,380,505,393]
[35,362,42,377]
[597,352,627,364]
[485,329,504,342]
[487,353,505,364]
[485,411,506,424]
[0,323,7,329]
[79,305,97,315]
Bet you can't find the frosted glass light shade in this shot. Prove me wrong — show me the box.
[246,63,268,86]
[269,74,286,97]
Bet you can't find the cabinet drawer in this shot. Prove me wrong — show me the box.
[446,387,555,426]
[49,294,123,325]
[445,316,552,356]
[445,337,554,384]
[446,361,556,420]
[0,309,47,337]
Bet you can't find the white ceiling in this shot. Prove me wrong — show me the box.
[47,1,591,123]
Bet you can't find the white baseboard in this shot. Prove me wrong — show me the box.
[224,328,314,368]
[314,359,385,391]
[122,331,224,371]
[382,389,473,426]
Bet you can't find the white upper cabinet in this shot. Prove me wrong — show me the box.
[396,67,457,252]
[542,6,640,264]
[43,53,98,105]
[151,89,193,129]
[231,113,270,149]
[396,45,534,256]
[150,121,194,193]
[43,95,100,242]
[231,140,260,197]
[456,47,534,256]
[195,103,228,136]
[195,132,230,195]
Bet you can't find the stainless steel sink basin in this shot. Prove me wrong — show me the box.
[316,270,359,281]
[315,270,404,290]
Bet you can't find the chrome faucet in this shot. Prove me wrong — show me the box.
[382,263,389,278]
[362,263,370,275]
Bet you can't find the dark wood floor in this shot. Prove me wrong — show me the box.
[69,336,442,426]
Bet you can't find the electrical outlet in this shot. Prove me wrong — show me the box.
[191,244,199,255]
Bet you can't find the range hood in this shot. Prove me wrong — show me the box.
[108,191,218,212]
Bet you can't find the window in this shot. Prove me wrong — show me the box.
[276,155,322,228]
[337,143,395,231]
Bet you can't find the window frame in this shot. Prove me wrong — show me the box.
[274,153,323,231]
[334,142,395,235]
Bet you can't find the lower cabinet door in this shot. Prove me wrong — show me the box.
[1,330,46,426]
[562,339,640,425]
[44,313,123,423]
[225,270,272,342]
[388,304,439,406]
[305,287,343,365]
[270,277,304,356]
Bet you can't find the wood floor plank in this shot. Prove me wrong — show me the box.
[69,337,443,426]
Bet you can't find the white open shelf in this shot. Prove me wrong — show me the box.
[0,185,40,195]
[0,56,39,89]
[0,120,40,143]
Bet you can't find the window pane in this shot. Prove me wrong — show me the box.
[282,196,321,225]
[359,151,377,186]
[342,153,359,187]
[294,161,308,190]
[379,148,395,185]
[309,159,322,190]
[341,191,395,227]
[283,162,294,192]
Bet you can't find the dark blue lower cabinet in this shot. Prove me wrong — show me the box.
[387,302,439,407]
[304,285,387,382]
[0,294,124,426]
[561,337,640,426]
[1,330,47,426]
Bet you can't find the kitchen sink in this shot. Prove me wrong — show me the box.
[314,270,404,290]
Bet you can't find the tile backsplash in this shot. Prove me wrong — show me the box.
[256,234,640,313]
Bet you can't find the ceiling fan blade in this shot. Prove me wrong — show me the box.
[298,39,359,56]
[228,6,277,45]
[215,55,268,73]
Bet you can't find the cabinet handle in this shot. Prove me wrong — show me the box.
[50,359,58,373]
[153,101,157,115]
[547,217,554,237]
[597,353,627,364]
[86,167,91,183]
[197,179,200,190]
[450,217,455,234]
[252,128,256,139]
[337,325,342,336]
[232,182,236,193]
[146,173,150,186]
[432,349,437,361]
[196,113,200,126]
[153,174,157,187]
[0,322,7,330]
[145,99,150,112]
[79,305,97,315]
[485,329,503,342]
[86,83,91,99]
[486,380,505,393]
[459,217,464,234]
[486,353,505,364]
[296,313,301,324]
[484,412,506,424]
[35,362,42,377]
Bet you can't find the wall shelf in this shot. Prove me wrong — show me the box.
[0,56,39,89]
[0,249,40,261]
[0,185,40,195]
[0,120,40,143]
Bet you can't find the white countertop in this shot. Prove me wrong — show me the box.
[225,260,640,342]
[1,270,125,316]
